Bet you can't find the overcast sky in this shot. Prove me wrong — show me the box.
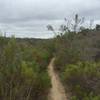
[0,0,100,38]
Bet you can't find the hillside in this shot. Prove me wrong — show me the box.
[0,29,100,100]
[54,30,100,100]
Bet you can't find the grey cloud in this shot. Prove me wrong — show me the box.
[0,0,100,38]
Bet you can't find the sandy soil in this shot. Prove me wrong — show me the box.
[48,58,68,100]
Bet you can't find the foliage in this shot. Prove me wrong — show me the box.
[61,62,100,100]
[53,25,100,99]
[0,37,53,100]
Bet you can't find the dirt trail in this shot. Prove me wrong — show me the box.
[48,58,68,100]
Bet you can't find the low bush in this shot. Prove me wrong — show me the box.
[0,37,52,100]
[61,62,100,99]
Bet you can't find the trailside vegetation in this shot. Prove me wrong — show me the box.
[0,36,54,100]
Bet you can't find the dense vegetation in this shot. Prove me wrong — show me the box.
[0,36,54,100]
[54,30,100,100]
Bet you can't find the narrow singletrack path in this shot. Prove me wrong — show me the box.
[48,58,68,100]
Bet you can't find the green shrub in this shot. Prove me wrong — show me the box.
[0,37,52,100]
[62,62,100,99]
